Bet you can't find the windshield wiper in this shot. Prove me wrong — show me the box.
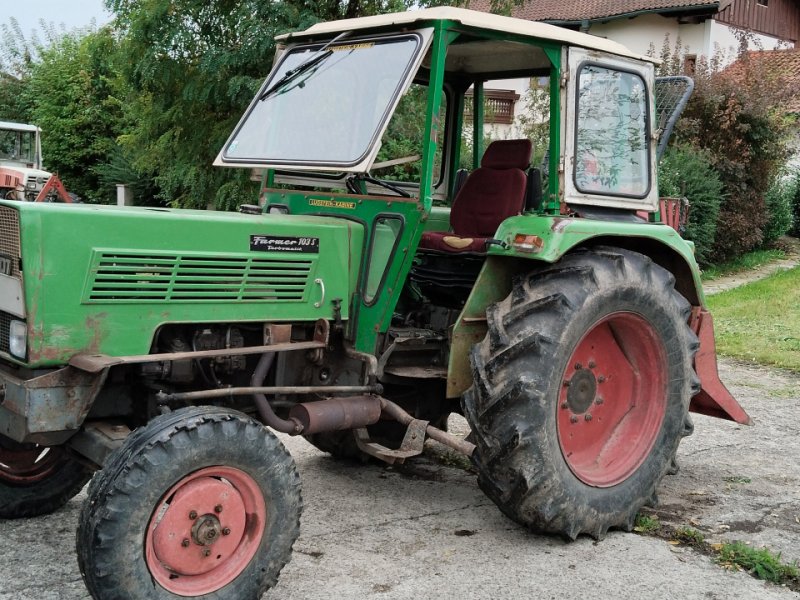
[260,31,351,101]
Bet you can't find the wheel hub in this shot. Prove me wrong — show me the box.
[192,514,222,546]
[566,368,597,414]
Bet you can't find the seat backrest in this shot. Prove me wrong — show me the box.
[450,139,532,237]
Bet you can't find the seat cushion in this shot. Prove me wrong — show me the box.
[419,231,489,253]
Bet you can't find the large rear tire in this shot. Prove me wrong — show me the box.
[77,406,302,599]
[463,247,699,539]
[0,437,92,518]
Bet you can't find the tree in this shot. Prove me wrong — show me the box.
[104,0,413,209]
[21,28,125,203]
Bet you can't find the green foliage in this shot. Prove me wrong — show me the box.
[791,171,800,238]
[21,29,125,203]
[633,514,660,533]
[673,527,704,545]
[655,34,796,263]
[517,77,550,166]
[763,172,797,245]
[105,0,415,208]
[716,541,799,584]
[658,146,724,266]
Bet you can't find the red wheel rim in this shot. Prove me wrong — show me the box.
[145,466,267,596]
[557,312,668,487]
[0,444,64,484]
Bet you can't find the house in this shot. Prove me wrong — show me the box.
[467,0,800,138]
[470,0,799,59]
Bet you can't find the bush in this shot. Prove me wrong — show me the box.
[763,172,797,245]
[659,146,724,265]
[792,172,800,238]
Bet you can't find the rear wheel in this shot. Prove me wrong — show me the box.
[463,247,699,539]
[77,406,302,599]
[0,436,91,518]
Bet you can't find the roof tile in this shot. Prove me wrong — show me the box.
[467,0,723,23]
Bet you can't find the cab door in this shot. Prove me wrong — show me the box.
[564,48,659,212]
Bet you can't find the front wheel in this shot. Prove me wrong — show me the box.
[77,406,302,599]
[0,437,92,518]
[463,247,699,539]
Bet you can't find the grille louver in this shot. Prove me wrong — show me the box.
[0,206,21,278]
[86,252,313,303]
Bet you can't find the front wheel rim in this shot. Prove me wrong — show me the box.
[145,466,267,596]
[557,312,669,487]
[0,444,64,484]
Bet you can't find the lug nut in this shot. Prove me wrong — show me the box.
[598,376,606,383]
[570,415,578,424]
[189,511,198,520]
[560,402,569,410]
[203,549,211,557]
[563,380,571,387]
[222,528,231,536]
[585,413,593,422]
[214,505,223,513]
[596,397,604,405]
[588,360,596,369]
[181,539,190,548]
[574,363,582,370]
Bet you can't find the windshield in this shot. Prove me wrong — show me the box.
[0,129,36,165]
[221,33,425,169]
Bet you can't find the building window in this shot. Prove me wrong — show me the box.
[464,89,520,124]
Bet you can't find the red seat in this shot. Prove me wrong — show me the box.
[420,139,532,253]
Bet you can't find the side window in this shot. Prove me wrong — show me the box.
[574,64,649,198]
[363,216,403,304]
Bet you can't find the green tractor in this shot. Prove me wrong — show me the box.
[0,8,750,599]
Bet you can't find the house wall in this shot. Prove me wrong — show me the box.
[716,0,800,43]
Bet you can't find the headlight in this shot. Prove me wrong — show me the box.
[26,179,37,190]
[9,320,26,358]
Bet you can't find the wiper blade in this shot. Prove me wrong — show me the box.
[259,30,351,101]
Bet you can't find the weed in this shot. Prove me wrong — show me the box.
[722,475,752,484]
[715,541,800,584]
[674,527,705,545]
[633,514,660,534]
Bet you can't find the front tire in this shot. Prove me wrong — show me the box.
[0,437,92,518]
[463,247,699,539]
[77,406,302,599]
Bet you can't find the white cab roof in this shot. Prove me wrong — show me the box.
[276,7,656,63]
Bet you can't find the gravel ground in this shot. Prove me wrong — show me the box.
[1,359,798,600]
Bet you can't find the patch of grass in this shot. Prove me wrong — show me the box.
[633,514,661,534]
[715,541,800,584]
[701,249,786,281]
[722,475,752,484]
[706,266,800,372]
[674,526,705,546]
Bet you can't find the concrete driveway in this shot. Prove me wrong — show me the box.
[0,360,798,600]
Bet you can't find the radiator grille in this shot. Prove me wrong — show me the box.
[0,311,11,354]
[86,252,313,303]
[0,207,21,278]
